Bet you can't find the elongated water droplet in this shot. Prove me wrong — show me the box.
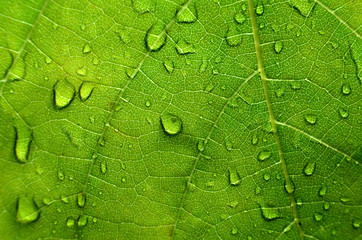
[9,58,26,81]
[176,39,196,55]
[146,22,166,51]
[340,197,350,203]
[204,83,214,92]
[79,82,95,101]
[303,162,316,176]
[200,59,208,72]
[274,41,283,54]
[54,80,75,109]
[314,212,323,221]
[163,59,174,73]
[229,168,241,186]
[339,108,349,118]
[226,26,242,46]
[255,186,261,195]
[77,193,85,208]
[304,114,317,125]
[176,4,197,23]
[17,195,40,224]
[66,217,75,227]
[296,198,303,206]
[197,140,205,152]
[258,151,271,161]
[319,186,326,196]
[78,215,88,227]
[15,126,32,163]
[256,3,264,15]
[341,84,351,95]
[284,180,295,194]
[252,135,258,145]
[100,162,107,174]
[261,206,280,221]
[234,12,246,24]
[160,113,182,135]
[83,43,91,54]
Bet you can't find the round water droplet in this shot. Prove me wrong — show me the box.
[339,108,349,118]
[229,168,241,186]
[146,22,166,51]
[274,41,283,54]
[314,212,323,221]
[319,186,326,196]
[79,82,95,101]
[341,84,351,95]
[83,43,91,54]
[304,114,317,125]
[17,195,40,224]
[353,219,361,228]
[261,206,280,221]
[234,12,246,24]
[45,56,52,64]
[66,217,75,227]
[54,80,75,109]
[256,3,264,15]
[303,162,316,176]
[92,57,99,65]
[176,4,197,23]
[231,227,238,235]
[160,113,182,135]
[258,151,271,161]
[145,100,151,107]
[43,197,51,205]
[77,193,85,208]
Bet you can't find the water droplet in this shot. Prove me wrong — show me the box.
[77,193,85,208]
[304,114,317,125]
[274,41,283,54]
[79,82,95,101]
[78,215,88,227]
[323,202,330,210]
[353,219,361,228]
[261,206,280,221]
[252,135,258,145]
[341,84,351,95]
[296,198,303,206]
[275,87,284,98]
[45,56,52,64]
[303,162,316,176]
[340,197,350,203]
[121,177,126,182]
[100,162,107,174]
[263,173,271,181]
[176,4,197,23]
[339,108,349,118]
[204,83,214,92]
[276,173,281,180]
[76,66,87,76]
[15,126,32,163]
[176,39,196,54]
[132,0,155,13]
[226,26,242,46]
[54,80,75,109]
[200,59,208,72]
[163,59,174,73]
[291,82,301,90]
[225,138,233,151]
[256,3,264,15]
[231,227,238,235]
[61,196,69,203]
[284,180,295,194]
[314,212,323,221]
[212,68,219,75]
[146,22,166,51]
[118,29,131,44]
[197,140,205,152]
[206,181,215,187]
[160,113,182,135]
[93,217,98,223]
[92,57,99,65]
[258,151,271,161]
[319,186,326,196]
[83,43,91,54]
[234,12,246,24]
[145,100,151,107]
[227,200,239,208]
[42,197,51,205]
[255,186,261,195]
[229,168,241,186]
[57,208,61,213]
[58,170,65,181]
[80,24,86,31]
[66,217,75,227]
[17,195,40,224]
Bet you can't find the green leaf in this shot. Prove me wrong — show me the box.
[0,0,361,239]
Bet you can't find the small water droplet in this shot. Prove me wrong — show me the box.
[353,219,361,228]
[80,24,86,31]
[256,3,264,15]
[323,202,330,210]
[226,26,242,46]
[255,186,261,195]
[261,206,280,221]
[225,139,233,151]
[78,215,88,227]
[92,57,99,65]
[296,198,303,206]
[200,59,208,72]
[234,12,246,24]
[43,197,51,205]
[61,196,69,204]
[303,162,316,176]
[252,135,258,145]
[284,180,295,194]
[206,181,214,187]
[15,126,32,163]
[77,193,85,208]
[45,56,52,64]
[314,212,323,221]
[76,67,87,76]
[79,82,95,101]
[204,83,214,92]
[339,108,349,118]
[319,186,326,196]
[229,168,241,186]
[176,39,196,55]
[274,41,283,54]
[341,84,351,95]
[212,68,219,75]
[231,227,238,235]
[290,82,301,90]
[275,87,284,98]
[146,22,166,51]
[93,217,98,223]
[176,4,197,23]
[160,113,182,135]
[17,195,40,224]
[258,151,271,161]
[340,197,350,203]
[197,140,205,152]
[100,162,107,174]
[227,200,239,208]
[121,162,126,170]
[263,173,271,181]
[132,0,155,13]
[58,170,65,181]
[304,114,317,125]
[66,217,75,227]
[163,59,174,73]
[83,43,91,54]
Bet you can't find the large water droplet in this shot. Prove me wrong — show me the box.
[341,84,351,95]
[234,12,246,24]
[16,195,40,224]
[314,212,323,221]
[160,113,182,135]
[274,41,283,54]
[79,82,95,101]
[77,193,85,208]
[263,173,271,181]
[226,26,242,47]
[54,80,75,109]
[258,151,271,161]
[176,4,197,23]
[304,114,317,125]
[78,215,88,227]
[163,59,174,73]
[261,206,280,221]
[229,168,241,186]
[176,39,196,55]
[146,22,166,51]
[303,162,316,176]
[15,126,32,163]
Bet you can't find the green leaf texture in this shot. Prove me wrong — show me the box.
[0,0,361,239]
